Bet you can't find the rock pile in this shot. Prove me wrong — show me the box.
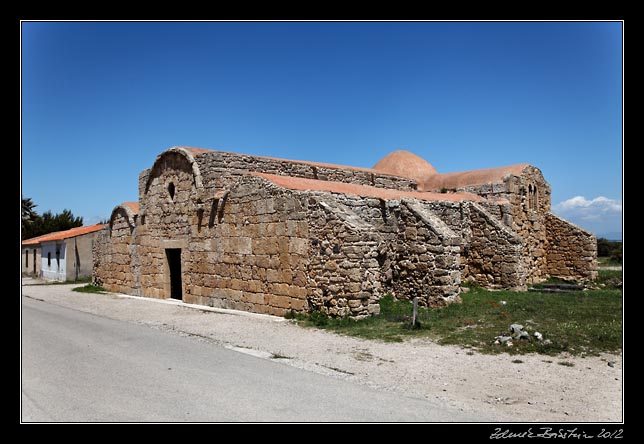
[494,323,548,348]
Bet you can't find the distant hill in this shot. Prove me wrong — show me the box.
[597,232,622,242]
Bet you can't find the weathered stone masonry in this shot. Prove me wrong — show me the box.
[94,146,597,318]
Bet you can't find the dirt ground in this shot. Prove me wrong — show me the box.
[21,279,623,422]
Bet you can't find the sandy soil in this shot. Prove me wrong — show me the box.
[21,279,622,422]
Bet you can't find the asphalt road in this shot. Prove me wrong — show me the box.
[21,297,491,422]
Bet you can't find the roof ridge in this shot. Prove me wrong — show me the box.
[250,172,495,203]
[22,223,105,245]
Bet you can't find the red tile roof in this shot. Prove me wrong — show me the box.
[251,172,493,203]
[421,164,529,191]
[21,232,55,246]
[22,223,105,246]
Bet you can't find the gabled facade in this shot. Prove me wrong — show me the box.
[93,147,597,318]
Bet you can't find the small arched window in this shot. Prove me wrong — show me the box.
[168,182,176,201]
[526,184,539,211]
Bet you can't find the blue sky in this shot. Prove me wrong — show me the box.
[21,21,622,238]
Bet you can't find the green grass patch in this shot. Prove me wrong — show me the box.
[598,256,622,267]
[294,288,622,356]
[72,284,107,294]
[596,269,623,289]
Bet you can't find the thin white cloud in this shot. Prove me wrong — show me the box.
[552,196,622,236]
[554,196,622,221]
[555,196,622,213]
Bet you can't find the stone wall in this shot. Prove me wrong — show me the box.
[394,199,525,290]
[297,192,462,308]
[179,175,311,316]
[306,194,383,318]
[466,203,525,289]
[453,166,551,284]
[417,198,525,289]
[133,168,313,316]
[545,213,598,281]
[392,201,462,306]
[93,207,139,295]
[136,150,196,299]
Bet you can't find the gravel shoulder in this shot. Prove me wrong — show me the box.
[21,281,623,422]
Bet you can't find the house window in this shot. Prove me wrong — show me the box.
[56,249,60,269]
[25,250,28,267]
[47,252,51,267]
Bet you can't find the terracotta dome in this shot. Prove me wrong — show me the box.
[372,150,438,183]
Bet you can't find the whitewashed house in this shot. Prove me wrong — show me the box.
[22,224,104,281]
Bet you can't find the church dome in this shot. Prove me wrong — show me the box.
[372,150,438,183]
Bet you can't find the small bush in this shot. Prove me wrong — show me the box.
[597,269,622,289]
[72,284,107,294]
[308,310,329,326]
[597,238,622,258]
[284,310,296,320]
[610,248,622,264]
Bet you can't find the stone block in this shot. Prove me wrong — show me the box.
[288,238,309,255]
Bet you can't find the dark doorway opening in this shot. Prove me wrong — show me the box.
[166,248,182,300]
[33,249,36,274]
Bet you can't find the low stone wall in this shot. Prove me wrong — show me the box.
[545,213,598,281]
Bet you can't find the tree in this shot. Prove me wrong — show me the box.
[22,197,37,224]
[597,238,612,257]
[596,237,623,265]
[21,197,39,240]
[21,197,84,240]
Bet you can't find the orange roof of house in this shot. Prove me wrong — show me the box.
[21,232,55,246]
[251,172,493,203]
[22,223,105,246]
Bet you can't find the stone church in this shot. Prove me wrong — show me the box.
[93,146,597,318]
